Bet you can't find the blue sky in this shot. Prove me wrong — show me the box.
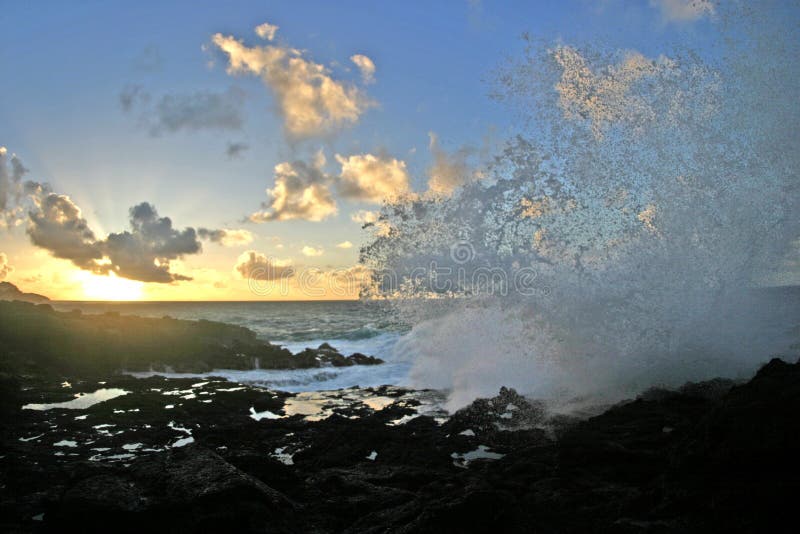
[0,1,734,299]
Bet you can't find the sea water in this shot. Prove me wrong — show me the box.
[53,300,412,392]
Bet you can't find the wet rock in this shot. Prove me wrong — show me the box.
[446,386,548,435]
[5,356,800,532]
[348,352,383,366]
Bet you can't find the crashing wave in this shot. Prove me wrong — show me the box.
[359,1,800,410]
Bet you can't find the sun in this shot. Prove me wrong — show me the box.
[77,272,144,301]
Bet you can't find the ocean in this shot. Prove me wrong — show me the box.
[51,286,800,407]
[51,300,411,392]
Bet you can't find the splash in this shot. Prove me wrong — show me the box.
[360,2,800,410]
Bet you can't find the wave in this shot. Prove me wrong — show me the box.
[131,361,412,393]
[276,331,403,361]
[361,1,800,410]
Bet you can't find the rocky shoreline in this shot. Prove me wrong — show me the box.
[1,354,799,532]
[0,300,382,376]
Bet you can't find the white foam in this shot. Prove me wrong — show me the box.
[451,445,504,468]
[270,447,294,465]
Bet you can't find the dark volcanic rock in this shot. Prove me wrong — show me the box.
[291,345,384,368]
[663,358,800,532]
[348,352,383,366]
[0,300,384,377]
[4,358,800,533]
[51,446,300,533]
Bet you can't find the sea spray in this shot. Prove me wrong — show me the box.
[360,1,800,410]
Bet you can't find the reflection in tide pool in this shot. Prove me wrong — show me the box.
[22,388,130,410]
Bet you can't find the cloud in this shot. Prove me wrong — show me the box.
[301,245,324,257]
[119,84,150,113]
[198,228,254,246]
[150,88,245,135]
[5,148,211,284]
[1,146,30,226]
[27,196,203,283]
[426,132,479,194]
[336,240,353,249]
[649,0,714,22]
[0,252,12,279]
[98,202,202,283]
[27,193,104,270]
[235,250,294,280]
[336,153,410,203]
[226,141,249,159]
[210,25,373,138]
[121,86,245,135]
[255,22,279,41]
[350,54,376,84]
[249,151,338,222]
[351,209,379,224]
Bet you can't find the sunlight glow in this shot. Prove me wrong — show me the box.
[77,271,144,301]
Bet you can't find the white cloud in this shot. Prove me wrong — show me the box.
[249,151,338,222]
[254,22,279,41]
[211,29,373,139]
[0,146,30,228]
[336,153,410,203]
[649,0,714,23]
[301,245,324,257]
[351,210,379,224]
[336,240,353,249]
[350,54,376,84]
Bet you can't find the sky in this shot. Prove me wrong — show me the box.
[0,0,750,300]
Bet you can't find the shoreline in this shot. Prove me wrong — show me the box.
[2,356,800,531]
[3,297,800,531]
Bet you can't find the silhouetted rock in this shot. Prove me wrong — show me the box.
[0,281,50,303]
[3,357,800,532]
[51,446,300,533]
[0,300,382,377]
